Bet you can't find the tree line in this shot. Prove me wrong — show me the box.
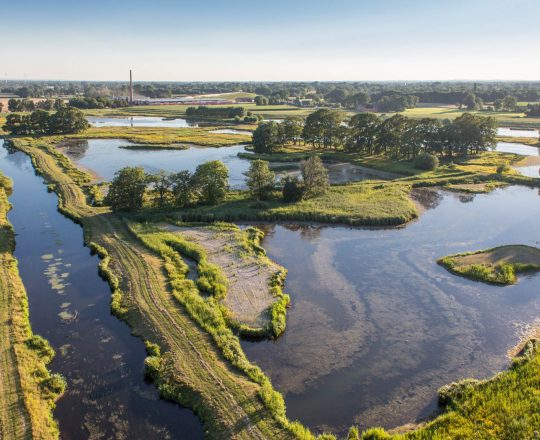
[68,96,130,109]
[252,110,497,159]
[2,107,89,135]
[106,156,330,212]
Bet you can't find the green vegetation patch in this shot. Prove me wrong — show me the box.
[438,245,540,285]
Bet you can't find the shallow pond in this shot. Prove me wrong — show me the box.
[87,116,199,128]
[58,139,251,189]
[0,140,203,439]
[495,141,539,156]
[208,128,253,135]
[243,186,540,434]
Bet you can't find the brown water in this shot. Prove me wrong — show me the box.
[242,186,540,435]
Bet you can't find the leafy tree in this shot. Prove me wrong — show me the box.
[105,167,147,211]
[502,95,518,111]
[244,160,275,200]
[192,161,229,205]
[301,155,329,198]
[347,112,380,153]
[462,92,483,110]
[252,121,283,153]
[146,170,172,208]
[303,109,345,148]
[414,153,439,170]
[282,176,304,202]
[170,170,194,207]
[282,116,304,144]
[48,107,89,134]
[347,426,360,440]
[254,95,269,105]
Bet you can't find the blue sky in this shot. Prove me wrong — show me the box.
[2,0,539,81]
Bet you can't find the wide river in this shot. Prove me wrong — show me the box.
[0,140,204,439]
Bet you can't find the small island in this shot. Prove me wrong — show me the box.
[438,245,540,285]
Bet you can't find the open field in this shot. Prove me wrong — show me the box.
[438,245,540,285]
[389,106,540,128]
[0,173,62,440]
[71,126,251,146]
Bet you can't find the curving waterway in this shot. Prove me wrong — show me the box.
[243,186,540,434]
[0,140,204,439]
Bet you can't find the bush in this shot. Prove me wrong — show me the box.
[282,176,304,202]
[414,153,439,171]
[497,162,511,174]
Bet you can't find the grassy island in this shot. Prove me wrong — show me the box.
[438,245,540,285]
[0,172,64,440]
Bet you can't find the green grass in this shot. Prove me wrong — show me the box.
[385,106,540,128]
[152,183,417,227]
[70,126,251,146]
[438,245,540,285]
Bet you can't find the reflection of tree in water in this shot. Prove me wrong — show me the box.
[410,188,443,211]
[56,139,89,161]
[458,194,475,203]
[283,224,323,241]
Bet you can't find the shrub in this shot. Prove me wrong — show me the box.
[244,159,276,200]
[301,155,329,198]
[414,153,439,171]
[282,176,304,202]
[497,162,511,174]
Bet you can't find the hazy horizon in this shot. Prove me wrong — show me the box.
[2,0,539,82]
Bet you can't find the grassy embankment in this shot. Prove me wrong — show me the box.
[0,172,64,440]
[437,245,540,285]
[128,222,290,338]
[9,137,324,440]
[70,126,251,147]
[496,136,539,146]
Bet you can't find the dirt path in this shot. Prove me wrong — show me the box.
[162,225,283,331]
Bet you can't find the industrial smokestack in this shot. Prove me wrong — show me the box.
[129,69,133,104]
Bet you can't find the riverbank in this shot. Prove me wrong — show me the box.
[0,172,63,440]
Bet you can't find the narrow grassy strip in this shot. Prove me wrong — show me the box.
[72,126,251,146]
[0,173,64,440]
[438,245,540,285]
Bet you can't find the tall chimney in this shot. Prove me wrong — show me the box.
[129,69,133,104]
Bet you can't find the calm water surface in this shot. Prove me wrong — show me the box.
[0,140,204,439]
[243,186,540,434]
[497,127,539,138]
[87,116,199,128]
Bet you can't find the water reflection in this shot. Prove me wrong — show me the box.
[243,186,540,435]
[87,116,199,128]
[0,141,204,439]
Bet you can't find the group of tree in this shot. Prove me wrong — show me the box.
[526,103,540,117]
[2,107,89,135]
[493,95,518,112]
[185,106,245,119]
[68,96,129,109]
[376,94,419,112]
[253,110,497,159]
[105,161,229,211]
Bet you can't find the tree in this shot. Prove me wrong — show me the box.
[301,155,329,198]
[462,92,483,111]
[48,107,89,134]
[192,161,229,205]
[146,170,172,208]
[244,160,275,200]
[346,112,380,153]
[282,176,304,202]
[282,116,304,145]
[252,121,283,153]
[170,170,194,207]
[254,95,269,106]
[414,153,439,170]
[303,109,345,148]
[502,95,518,111]
[105,167,147,211]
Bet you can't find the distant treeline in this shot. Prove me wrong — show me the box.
[2,80,539,107]
[185,106,245,119]
[2,108,89,135]
[67,96,130,109]
[253,110,498,159]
